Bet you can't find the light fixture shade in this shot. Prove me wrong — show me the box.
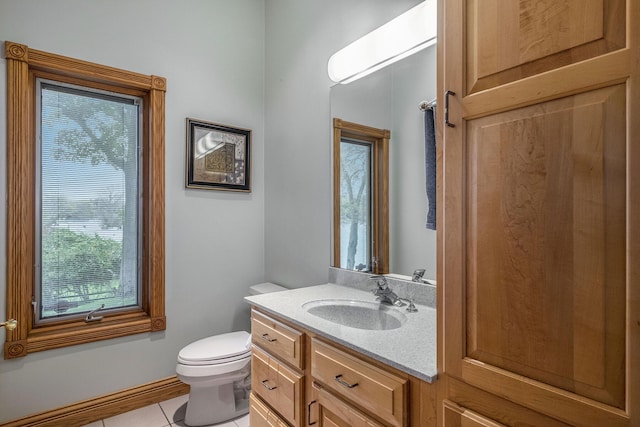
[328,0,437,84]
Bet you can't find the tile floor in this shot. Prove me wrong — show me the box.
[80,394,249,427]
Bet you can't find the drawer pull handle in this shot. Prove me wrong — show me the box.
[261,379,277,390]
[261,333,277,342]
[335,374,359,389]
[307,400,318,425]
[445,90,456,128]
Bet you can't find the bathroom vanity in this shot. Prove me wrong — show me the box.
[245,283,437,426]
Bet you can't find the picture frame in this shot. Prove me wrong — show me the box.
[185,118,251,192]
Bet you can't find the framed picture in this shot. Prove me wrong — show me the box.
[185,118,251,192]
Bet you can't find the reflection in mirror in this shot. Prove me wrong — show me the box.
[333,119,389,274]
[330,45,437,279]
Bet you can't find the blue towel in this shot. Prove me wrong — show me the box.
[424,107,436,230]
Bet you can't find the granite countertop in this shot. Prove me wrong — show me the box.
[244,283,437,383]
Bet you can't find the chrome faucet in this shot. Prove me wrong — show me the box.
[369,275,399,305]
[396,297,418,312]
[412,269,426,283]
[369,275,419,312]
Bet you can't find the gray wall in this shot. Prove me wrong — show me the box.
[264,0,422,287]
[0,0,265,421]
[390,47,437,278]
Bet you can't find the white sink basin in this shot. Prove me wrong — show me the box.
[302,299,407,330]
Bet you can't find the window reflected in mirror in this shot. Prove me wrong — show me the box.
[339,138,371,270]
[333,118,389,274]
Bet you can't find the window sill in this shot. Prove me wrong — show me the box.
[5,313,166,358]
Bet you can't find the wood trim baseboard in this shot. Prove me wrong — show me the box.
[0,376,189,427]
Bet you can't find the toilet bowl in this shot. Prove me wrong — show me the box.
[176,283,286,426]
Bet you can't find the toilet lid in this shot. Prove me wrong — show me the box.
[178,331,251,365]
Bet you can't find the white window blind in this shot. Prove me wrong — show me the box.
[36,80,142,322]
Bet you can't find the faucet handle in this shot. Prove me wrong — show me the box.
[412,269,426,282]
[368,275,388,288]
[397,297,418,312]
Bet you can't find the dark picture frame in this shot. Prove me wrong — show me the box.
[185,118,251,192]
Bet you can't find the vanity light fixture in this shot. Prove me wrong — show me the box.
[328,0,437,85]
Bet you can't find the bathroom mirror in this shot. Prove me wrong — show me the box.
[330,44,437,279]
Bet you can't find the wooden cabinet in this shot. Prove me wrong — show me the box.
[252,308,304,370]
[442,401,504,427]
[438,0,639,426]
[311,338,407,427]
[250,393,290,427]
[251,310,305,427]
[252,345,304,426]
[250,308,436,426]
[313,380,383,427]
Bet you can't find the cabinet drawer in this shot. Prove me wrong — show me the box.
[311,338,407,427]
[315,382,383,427]
[252,309,304,369]
[252,344,304,426]
[250,393,290,427]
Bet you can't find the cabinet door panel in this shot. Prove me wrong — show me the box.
[316,384,383,427]
[322,417,341,427]
[441,0,639,425]
[447,377,573,427]
[443,400,504,427]
[466,0,625,94]
[465,84,626,408]
[252,345,304,426]
[311,339,406,427]
[252,309,304,370]
[250,394,289,427]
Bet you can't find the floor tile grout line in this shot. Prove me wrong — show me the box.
[89,398,252,427]
[157,401,172,425]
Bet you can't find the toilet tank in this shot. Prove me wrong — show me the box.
[248,282,287,296]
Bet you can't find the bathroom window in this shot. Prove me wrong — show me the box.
[332,118,389,274]
[4,41,166,358]
[339,138,372,270]
[36,81,142,323]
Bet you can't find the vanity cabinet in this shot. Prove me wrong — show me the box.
[313,381,382,427]
[252,309,305,369]
[251,310,305,427]
[439,0,639,426]
[250,393,290,427]
[249,308,436,427]
[252,345,304,426]
[311,338,406,427]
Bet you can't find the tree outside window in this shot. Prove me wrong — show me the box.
[339,139,372,271]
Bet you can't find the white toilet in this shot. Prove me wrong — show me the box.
[176,282,286,426]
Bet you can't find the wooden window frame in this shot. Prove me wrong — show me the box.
[332,118,389,274]
[4,41,166,359]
